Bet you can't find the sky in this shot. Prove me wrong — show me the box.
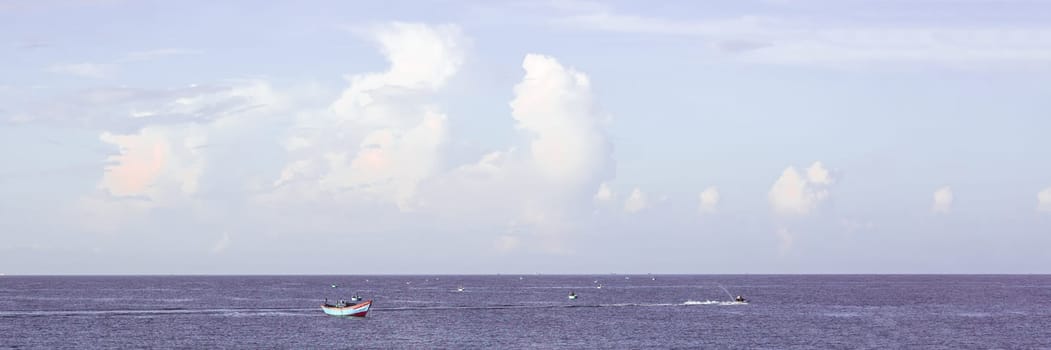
[2,0,1050,274]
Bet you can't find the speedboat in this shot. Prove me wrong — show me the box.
[568,292,578,300]
[457,286,465,292]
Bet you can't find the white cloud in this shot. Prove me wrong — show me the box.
[933,186,953,213]
[329,22,466,127]
[93,80,286,200]
[624,187,648,213]
[51,22,614,257]
[418,53,614,252]
[1037,187,1051,212]
[275,23,467,211]
[698,186,719,213]
[98,125,206,201]
[594,182,614,201]
[47,63,114,78]
[806,161,832,185]
[76,80,292,232]
[768,161,833,215]
[320,111,449,210]
[511,54,611,187]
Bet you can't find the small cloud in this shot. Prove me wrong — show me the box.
[594,182,614,201]
[624,187,648,213]
[47,63,114,79]
[806,161,832,185]
[1038,187,1051,212]
[698,186,719,213]
[933,186,953,213]
[769,161,834,215]
[210,231,231,254]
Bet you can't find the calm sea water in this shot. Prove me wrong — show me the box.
[2,275,1050,349]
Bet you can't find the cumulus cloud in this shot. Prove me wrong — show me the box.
[71,79,294,234]
[769,161,834,215]
[511,54,611,187]
[98,125,206,201]
[416,53,613,252]
[698,186,719,213]
[1037,187,1051,212]
[92,81,287,200]
[933,186,953,213]
[594,182,614,201]
[274,23,466,211]
[624,188,648,213]
[47,62,114,78]
[48,22,613,257]
[320,111,450,209]
[328,22,465,127]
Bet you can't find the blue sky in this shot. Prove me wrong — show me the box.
[2,0,1050,274]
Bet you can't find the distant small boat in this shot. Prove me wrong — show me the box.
[596,285,603,289]
[457,286,464,292]
[321,300,372,317]
[568,291,578,300]
[350,295,363,302]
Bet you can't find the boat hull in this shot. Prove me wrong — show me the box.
[321,300,372,317]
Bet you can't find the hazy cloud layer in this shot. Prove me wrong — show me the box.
[5,83,278,132]
[624,187,648,213]
[560,5,1051,68]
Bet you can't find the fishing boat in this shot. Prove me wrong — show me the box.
[321,299,373,317]
[568,291,578,300]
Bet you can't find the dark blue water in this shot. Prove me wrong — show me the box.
[2,275,1050,349]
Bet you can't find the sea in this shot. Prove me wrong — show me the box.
[2,275,1050,349]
